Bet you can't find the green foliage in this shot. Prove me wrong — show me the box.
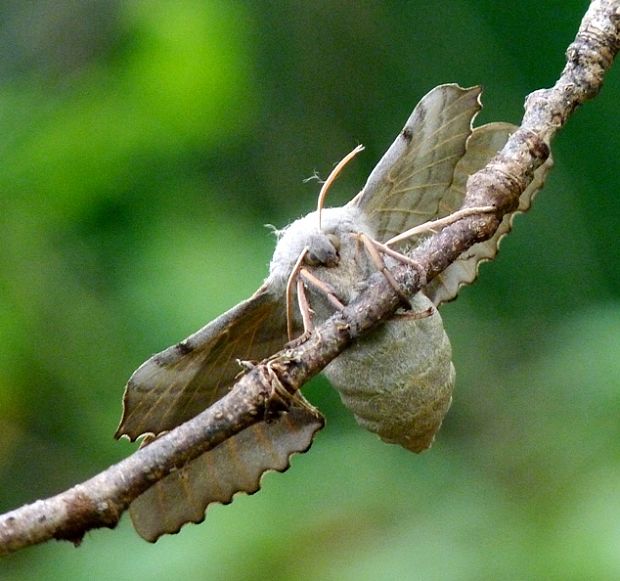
[1,1,620,579]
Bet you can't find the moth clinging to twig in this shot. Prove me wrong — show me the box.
[116,84,552,541]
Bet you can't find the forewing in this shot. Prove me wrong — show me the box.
[350,84,482,241]
[116,284,290,440]
[129,396,324,542]
[424,122,554,304]
[117,283,324,541]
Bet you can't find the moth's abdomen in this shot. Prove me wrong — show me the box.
[323,293,455,453]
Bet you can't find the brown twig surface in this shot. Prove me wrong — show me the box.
[1,0,619,557]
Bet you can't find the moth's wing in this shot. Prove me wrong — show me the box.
[424,122,554,305]
[350,84,482,242]
[129,395,324,542]
[116,284,324,542]
[116,283,291,440]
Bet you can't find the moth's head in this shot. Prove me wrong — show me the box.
[268,144,370,287]
[304,205,372,267]
[270,209,342,272]
[305,235,340,268]
[269,205,370,285]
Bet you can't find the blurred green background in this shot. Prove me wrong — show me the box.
[2,1,620,579]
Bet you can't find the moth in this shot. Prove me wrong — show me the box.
[116,84,551,541]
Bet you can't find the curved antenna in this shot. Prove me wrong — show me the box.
[317,144,365,230]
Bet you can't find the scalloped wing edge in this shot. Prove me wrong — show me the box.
[424,124,554,305]
[128,397,324,542]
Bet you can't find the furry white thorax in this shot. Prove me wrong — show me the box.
[267,204,376,290]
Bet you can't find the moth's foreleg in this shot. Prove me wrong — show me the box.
[285,272,316,347]
[283,278,315,348]
[299,268,346,311]
[285,269,346,347]
[285,247,347,345]
[386,205,496,246]
[358,233,413,309]
[295,276,315,339]
[286,247,309,341]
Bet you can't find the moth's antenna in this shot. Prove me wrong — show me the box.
[317,144,365,230]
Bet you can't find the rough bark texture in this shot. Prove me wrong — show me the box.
[1,0,619,557]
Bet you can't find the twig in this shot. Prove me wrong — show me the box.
[1,0,619,556]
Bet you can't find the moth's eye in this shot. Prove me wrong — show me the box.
[304,234,340,267]
[327,233,341,252]
[305,252,321,266]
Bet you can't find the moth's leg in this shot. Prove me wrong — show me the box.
[261,361,290,420]
[263,359,321,418]
[296,277,314,331]
[291,276,315,346]
[366,237,427,284]
[299,268,345,311]
[286,269,346,348]
[286,247,309,341]
[386,205,496,246]
[358,233,412,309]
[285,245,348,345]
